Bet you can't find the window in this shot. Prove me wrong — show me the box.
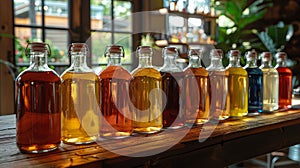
[13,0,134,74]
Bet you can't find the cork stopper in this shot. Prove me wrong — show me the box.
[275,52,287,60]
[245,51,257,59]
[188,49,202,58]
[31,42,46,52]
[163,47,179,57]
[105,45,124,57]
[137,46,152,55]
[210,49,223,59]
[228,50,240,58]
[71,43,88,52]
[261,52,273,60]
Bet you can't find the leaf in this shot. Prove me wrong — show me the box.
[257,32,276,54]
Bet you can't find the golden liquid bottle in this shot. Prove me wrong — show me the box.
[61,43,99,144]
[226,50,248,118]
[16,42,61,153]
[206,49,230,121]
[99,45,133,138]
[259,52,279,112]
[183,49,209,125]
[159,47,185,129]
[130,46,163,133]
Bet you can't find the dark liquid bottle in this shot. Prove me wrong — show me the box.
[244,51,263,114]
[183,49,209,125]
[275,52,293,109]
[159,47,185,129]
[99,45,133,139]
[15,42,61,153]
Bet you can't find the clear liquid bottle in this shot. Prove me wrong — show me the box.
[275,52,292,109]
[15,42,61,153]
[183,49,209,125]
[259,52,279,112]
[61,43,99,144]
[130,46,163,133]
[244,50,263,114]
[206,49,230,121]
[226,50,248,118]
[159,47,185,129]
[99,45,133,138]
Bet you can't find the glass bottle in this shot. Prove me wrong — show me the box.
[130,46,163,133]
[244,50,263,114]
[61,43,99,144]
[99,45,133,138]
[259,52,279,112]
[275,52,293,109]
[226,50,248,118]
[183,49,209,125]
[15,42,61,153]
[206,49,230,121]
[159,47,185,129]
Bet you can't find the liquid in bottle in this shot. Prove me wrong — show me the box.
[183,49,209,125]
[15,42,61,153]
[99,45,133,138]
[61,43,99,144]
[130,46,163,133]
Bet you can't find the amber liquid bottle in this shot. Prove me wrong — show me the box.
[226,50,248,118]
[61,43,99,144]
[275,52,293,109]
[99,45,133,138]
[183,49,209,125]
[130,46,163,133]
[206,49,230,121]
[159,47,185,129]
[15,42,61,153]
[259,52,279,112]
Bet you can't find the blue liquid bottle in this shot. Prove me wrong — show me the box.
[244,51,263,114]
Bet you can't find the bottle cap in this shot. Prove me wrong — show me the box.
[245,50,257,59]
[188,48,202,58]
[228,50,240,58]
[162,47,179,57]
[71,43,88,53]
[210,49,223,59]
[137,46,153,56]
[260,52,273,60]
[275,52,287,60]
[105,45,124,57]
[25,42,51,56]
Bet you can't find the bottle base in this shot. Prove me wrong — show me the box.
[133,126,162,134]
[62,137,96,145]
[17,143,59,153]
[98,132,132,140]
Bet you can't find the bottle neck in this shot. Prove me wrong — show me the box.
[228,57,240,67]
[276,59,287,67]
[29,51,48,70]
[163,55,177,67]
[72,53,87,68]
[188,56,202,68]
[138,54,152,68]
[108,54,122,66]
[261,58,272,68]
[246,58,257,68]
[210,57,223,69]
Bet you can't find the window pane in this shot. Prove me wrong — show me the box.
[45,29,69,64]
[91,0,111,30]
[91,32,112,64]
[114,33,132,63]
[113,1,132,32]
[15,27,43,64]
[14,0,42,26]
[44,0,69,28]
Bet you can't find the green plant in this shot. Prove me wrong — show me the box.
[257,21,294,56]
[214,0,272,65]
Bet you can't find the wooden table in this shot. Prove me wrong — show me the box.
[2,105,300,167]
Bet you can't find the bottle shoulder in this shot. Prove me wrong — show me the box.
[100,65,132,80]
[61,71,99,81]
[131,67,161,79]
[184,67,208,77]
[16,70,61,83]
[276,67,293,74]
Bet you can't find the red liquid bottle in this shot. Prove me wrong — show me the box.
[15,42,61,153]
[159,47,185,129]
[99,45,133,139]
[275,52,293,109]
